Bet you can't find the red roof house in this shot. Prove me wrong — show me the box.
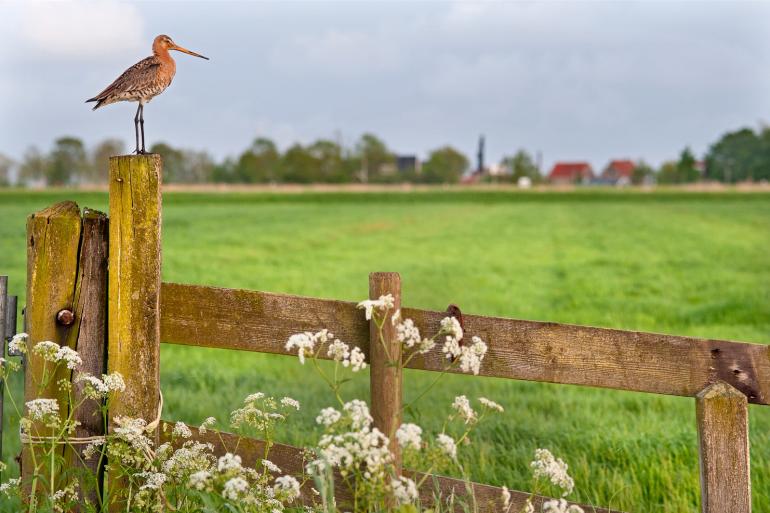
[601,160,636,183]
[548,162,594,184]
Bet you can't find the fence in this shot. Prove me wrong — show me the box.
[13,155,767,512]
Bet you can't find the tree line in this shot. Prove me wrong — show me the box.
[1,125,768,186]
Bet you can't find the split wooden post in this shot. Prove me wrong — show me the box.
[107,155,162,507]
[22,202,83,494]
[368,272,403,475]
[65,209,109,507]
[696,381,751,513]
[0,276,7,474]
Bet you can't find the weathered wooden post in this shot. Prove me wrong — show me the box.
[22,202,83,495]
[368,272,403,476]
[107,155,162,508]
[696,381,751,513]
[0,276,7,473]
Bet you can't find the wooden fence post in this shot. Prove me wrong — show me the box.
[696,381,751,513]
[65,209,109,507]
[369,272,403,475]
[107,155,162,508]
[22,201,83,496]
[0,276,7,475]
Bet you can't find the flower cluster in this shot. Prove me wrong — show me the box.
[286,329,332,364]
[531,448,575,496]
[33,340,83,369]
[230,392,300,432]
[76,372,126,399]
[357,294,395,321]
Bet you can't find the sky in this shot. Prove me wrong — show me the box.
[1,0,769,173]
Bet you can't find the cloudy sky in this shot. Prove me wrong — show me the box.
[1,0,769,172]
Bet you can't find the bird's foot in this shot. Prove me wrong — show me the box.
[134,149,147,155]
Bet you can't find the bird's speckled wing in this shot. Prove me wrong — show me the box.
[87,56,163,108]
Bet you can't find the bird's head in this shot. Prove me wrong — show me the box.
[153,35,209,60]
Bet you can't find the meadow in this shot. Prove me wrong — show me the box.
[1,189,769,512]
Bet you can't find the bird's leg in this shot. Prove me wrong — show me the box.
[133,103,141,154]
[139,104,146,154]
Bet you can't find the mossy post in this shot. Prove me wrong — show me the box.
[107,155,162,508]
[369,272,403,477]
[696,381,751,513]
[23,201,82,497]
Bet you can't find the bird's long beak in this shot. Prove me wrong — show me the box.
[171,43,209,60]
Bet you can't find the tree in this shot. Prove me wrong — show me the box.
[420,146,469,184]
[48,137,88,185]
[676,147,700,183]
[149,142,186,183]
[503,150,541,183]
[90,139,125,184]
[657,161,680,184]
[704,127,767,183]
[280,144,318,183]
[631,161,655,185]
[18,147,49,186]
[355,133,395,183]
[308,139,347,183]
[234,138,280,183]
[0,153,14,186]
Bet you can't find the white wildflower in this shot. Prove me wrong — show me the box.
[55,346,82,369]
[396,319,421,348]
[244,392,265,403]
[543,498,584,513]
[436,433,457,459]
[281,397,300,410]
[346,346,366,372]
[9,333,28,354]
[262,459,281,473]
[531,448,575,496]
[0,478,20,496]
[479,397,504,412]
[285,332,316,364]
[172,421,192,439]
[189,470,212,491]
[502,486,511,509]
[138,471,167,491]
[327,339,350,362]
[316,407,342,427]
[25,398,59,421]
[395,423,422,451]
[442,336,461,360]
[222,476,249,500]
[199,416,216,434]
[76,374,109,398]
[273,475,301,501]
[356,294,395,320]
[218,453,243,472]
[33,341,60,360]
[102,372,126,392]
[451,395,477,424]
[391,308,402,325]
[458,336,487,375]
[82,439,105,460]
[417,337,436,354]
[391,476,418,505]
[344,399,373,430]
[440,316,463,340]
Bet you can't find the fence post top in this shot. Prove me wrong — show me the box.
[697,381,746,400]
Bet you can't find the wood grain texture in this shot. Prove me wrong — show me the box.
[369,272,403,475]
[65,209,109,508]
[23,201,83,492]
[108,155,162,510]
[0,276,6,473]
[159,282,770,404]
[696,382,751,513]
[160,421,619,513]
[108,156,162,423]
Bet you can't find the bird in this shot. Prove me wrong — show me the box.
[86,35,209,155]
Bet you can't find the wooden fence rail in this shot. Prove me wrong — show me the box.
[15,155,761,513]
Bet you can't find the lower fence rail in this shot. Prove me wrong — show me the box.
[160,421,623,513]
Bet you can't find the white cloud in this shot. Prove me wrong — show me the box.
[17,0,145,59]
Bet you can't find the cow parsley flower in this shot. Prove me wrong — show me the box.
[26,398,59,421]
[222,476,249,500]
[531,448,575,496]
[172,421,192,439]
[0,478,20,497]
[199,416,216,435]
[327,339,350,362]
[346,346,367,372]
[343,399,373,429]
[102,372,126,392]
[357,294,395,320]
[396,423,422,451]
[458,336,487,375]
[316,407,342,427]
[8,333,28,354]
[440,316,463,341]
[479,397,504,412]
[55,346,82,369]
[543,498,584,513]
[281,397,300,410]
[452,395,477,424]
[189,470,212,491]
[137,471,167,491]
[391,476,418,505]
[436,433,457,459]
[273,475,301,501]
[82,439,105,460]
[396,319,421,348]
[218,453,243,472]
[261,459,281,473]
[285,332,316,364]
[33,341,60,360]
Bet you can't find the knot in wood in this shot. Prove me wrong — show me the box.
[56,309,75,326]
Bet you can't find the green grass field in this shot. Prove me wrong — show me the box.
[2,189,769,512]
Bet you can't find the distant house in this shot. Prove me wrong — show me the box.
[396,155,420,174]
[601,159,636,185]
[548,162,594,184]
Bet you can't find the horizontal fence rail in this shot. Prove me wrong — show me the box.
[160,282,770,405]
[160,421,619,513]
